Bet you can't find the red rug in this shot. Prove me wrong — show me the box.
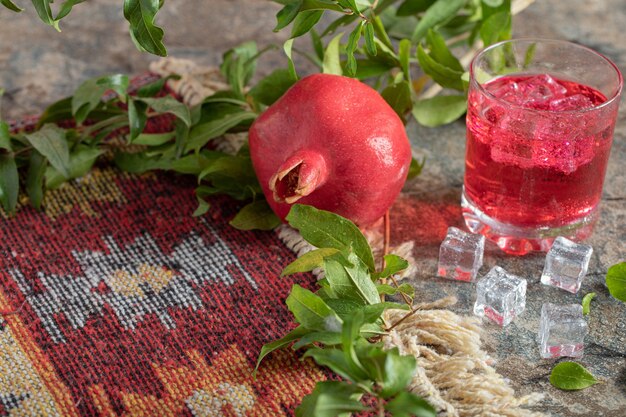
[0,83,327,416]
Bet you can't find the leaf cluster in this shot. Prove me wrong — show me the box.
[256,204,434,417]
[0,49,289,228]
[271,0,513,127]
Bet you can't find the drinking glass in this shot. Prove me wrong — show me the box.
[463,39,622,255]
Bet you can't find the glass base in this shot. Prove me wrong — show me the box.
[461,190,598,255]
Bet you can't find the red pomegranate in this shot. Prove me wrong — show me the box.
[248,73,412,227]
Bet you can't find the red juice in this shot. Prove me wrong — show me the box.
[464,74,615,231]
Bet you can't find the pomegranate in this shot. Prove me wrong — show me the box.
[248,73,412,227]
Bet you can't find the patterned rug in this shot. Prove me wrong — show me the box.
[0,109,327,415]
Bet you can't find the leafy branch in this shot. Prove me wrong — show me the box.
[255,204,435,417]
[272,0,517,125]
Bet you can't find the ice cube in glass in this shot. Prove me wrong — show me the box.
[539,303,587,359]
[474,266,527,326]
[541,237,593,294]
[437,227,485,282]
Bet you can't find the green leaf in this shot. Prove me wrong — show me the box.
[379,254,409,279]
[606,262,626,302]
[38,97,124,126]
[170,152,220,175]
[398,39,412,81]
[550,362,597,391]
[133,132,175,146]
[45,146,104,189]
[274,0,303,32]
[411,0,464,42]
[363,22,377,56]
[345,21,364,77]
[137,75,180,98]
[249,68,297,106]
[324,252,380,305]
[292,331,342,350]
[407,156,426,180]
[221,42,258,98]
[412,95,467,127]
[397,0,436,17]
[323,33,344,76]
[371,14,394,51]
[255,325,309,374]
[25,124,70,178]
[303,347,360,382]
[229,200,281,231]
[381,81,412,122]
[26,151,47,210]
[479,11,511,46]
[1,0,23,12]
[361,302,409,321]
[72,77,110,124]
[416,44,465,91]
[354,59,394,80]
[128,99,149,141]
[55,0,86,21]
[581,292,596,316]
[186,111,256,153]
[342,310,369,378]
[482,0,505,7]
[0,121,11,151]
[385,391,436,417]
[301,0,345,13]
[310,29,325,61]
[123,0,167,56]
[286,284,343,332]
[31,0,58,30]
[379,347,416,398]
[425,29,463,72]
[322,13,358,36]
[295,381,366,417]
[0,153,19,213]
[281,248,341,277]
[96,74,129,101]
[286,204,376,272]
[139,96,191,127]
[376,283,414,299]
[193,196,211,217]
[114,151,170,174]
[481,0,510,21]
[324,298,363,320]
[290,10,324,39]
[283,38,298,80]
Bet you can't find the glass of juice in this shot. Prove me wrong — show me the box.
[463,39,622,255]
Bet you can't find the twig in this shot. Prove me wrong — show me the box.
[385,307,418,332]
[380,209,390,303]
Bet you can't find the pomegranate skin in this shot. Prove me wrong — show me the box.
[248,73,412,227]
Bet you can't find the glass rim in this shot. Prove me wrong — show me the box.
[470,38,624,115]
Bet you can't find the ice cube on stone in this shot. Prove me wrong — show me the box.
[437,227,485,282]
[474,266,527,326]
[539,303,587,359]
[541,237,593,294]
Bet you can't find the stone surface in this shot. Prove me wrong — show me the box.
[1,0,625,415]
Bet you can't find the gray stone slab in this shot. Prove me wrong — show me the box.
[0,0,624,415]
